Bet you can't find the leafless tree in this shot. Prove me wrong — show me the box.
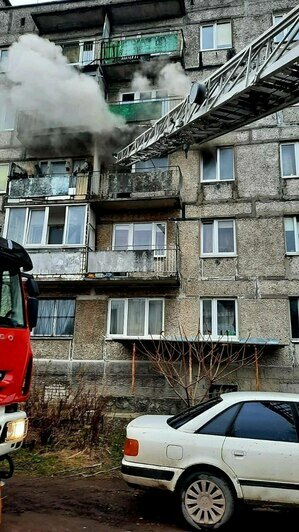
[136,329,264,407]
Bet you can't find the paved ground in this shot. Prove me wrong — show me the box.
[1,475,298,531]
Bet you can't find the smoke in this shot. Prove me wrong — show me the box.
[4,34,125,155]
[131,61,191,97]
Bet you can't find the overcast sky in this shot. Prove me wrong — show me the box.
[10,0,60,5]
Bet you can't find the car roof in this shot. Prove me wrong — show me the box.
[220,391,299,403]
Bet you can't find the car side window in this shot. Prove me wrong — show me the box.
[196,404,241,435]
[230,401,298,442]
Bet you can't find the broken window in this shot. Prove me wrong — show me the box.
[200,22,232,50]
[108,298,164,338]
[4,205,87,247]
[201,298,237,339]
[59,40,95,65]
[33,299,75,337]
[202,147,234,182]
[113,222,166,256]
[201,219,236,256]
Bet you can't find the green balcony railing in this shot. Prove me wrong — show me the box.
[109,100,167,122]
[101,32,182,64]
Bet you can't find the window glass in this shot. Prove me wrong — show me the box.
[284,218,296,252]
[290,298,299,339]
[0,271,24,328]
[202,150,216,181]
[231,401,298,442]
[65,205,85,244]
[27,209,44,245]
[155,224,166,253]
[110,300,124,335]
[202,222,213,253]
[281,144,296,176]
[33,299,55,336]
[127,299,145,336]
[0,49,8,73]
[133,223,152,250]
[168,398,222,429]
[82,42,93,63]
[219,148,234,180]
[0,97,15,131]
[6,208,26,244]
[218,220,234,253]
[198,404,240,435]
[217,22,232,48]
[50,161,67,177]
[34,299,75,336]
[202,299,212,335]
[62,43,80,63]
[149,300,163,335]
[55,300,75,335]
[47,206,65,245]
[0,163,9,193]
[217,300,236,336]
[202,25,214,50]
[114,225,129,250]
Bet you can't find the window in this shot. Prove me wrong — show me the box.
[59,40,94,65]
[167,398,222,429]
[273,14,299,44]
[290,298,299,339]
[4,205,86,247]
[200,22,232,50]
[39,160,67,177]
[201,219,236,256]
[280,143,299,177]
[0,49,8,73]
[108,298,164,338]
[133,156,169,172]
[0,270,24,328]
[230,401,298,442]
[0,97,15,131]
[284,217,299,253]
[0,163,9,193]
[33,299,75,337]
[120,90,169,114]
[201,147,234,182]
[113,222,166,256]
[198,404,240,436]
[201,298,238,339]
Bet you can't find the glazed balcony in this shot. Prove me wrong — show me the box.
[96,166,182,210]
[109,96,181,123]
[87,247,179,286]
[8,174,89,202]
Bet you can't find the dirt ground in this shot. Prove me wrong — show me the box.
[1,474,298,531]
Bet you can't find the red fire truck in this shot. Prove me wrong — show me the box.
[0,237,38,479]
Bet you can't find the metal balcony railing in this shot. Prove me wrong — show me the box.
[8,174,89,199]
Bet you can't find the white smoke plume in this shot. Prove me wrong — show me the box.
[131,61,191,97]
[5,34,124,136]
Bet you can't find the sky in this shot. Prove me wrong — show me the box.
[10,0,61,5]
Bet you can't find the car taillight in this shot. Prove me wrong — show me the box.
[124,438,139,457]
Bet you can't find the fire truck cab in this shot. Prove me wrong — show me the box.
[0,237,38,477]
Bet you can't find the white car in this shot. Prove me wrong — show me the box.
[121,391,299,530]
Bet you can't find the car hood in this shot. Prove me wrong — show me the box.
[128,415,171,430]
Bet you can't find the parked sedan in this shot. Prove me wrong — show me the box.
[121,391,299,530]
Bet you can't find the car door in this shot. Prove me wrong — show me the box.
[221,400,299,505]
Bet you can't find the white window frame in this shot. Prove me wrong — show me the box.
[201,146,235,182]
[200,298,238,340]
[3,205,88,248]
[107,298,165,339]
[273,13,299,44]
[201,219,236,257]
[112,222,167,257]
[200,21,232,51]
[119,90,169,114]
[280,143,299,178]
[32,298,76,338]
[284,216,299,254]
[58,39,95,66]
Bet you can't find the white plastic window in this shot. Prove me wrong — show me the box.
[202,147,234,181]
[201,22,232,50]
[201,219,236,256]
[108,298,164,338]
[280,143,299,177]
[201,298,238,339]
[113,222,166,256]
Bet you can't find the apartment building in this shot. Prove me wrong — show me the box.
[0,0,298,412]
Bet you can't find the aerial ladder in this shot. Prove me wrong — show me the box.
[115,5,299,166]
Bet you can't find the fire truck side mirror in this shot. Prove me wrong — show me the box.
[26,277,39,298]
[27,297,38,331]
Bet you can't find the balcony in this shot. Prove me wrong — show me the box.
[96,166,182,210]
[101,31,184,80]
[109,97,181,123]
[8,174,89,202]
[87,248,179,286]
[16,112,93,157]
[30,249,87,284]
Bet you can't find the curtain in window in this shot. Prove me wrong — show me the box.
[66,206,85,244]
[216,22,231,48]
[127,299,145,336]
[148,300,163,335]
[133,224,152,250]
[202,299,212,335]
[218,220,234,253]
[284,218,296,252]
[114,225,129,250]
[34,299,55,336]
[55,300,75,335]
[217,300,236,336]
[27,210,45,244]
[82,42,93,63]
[6,208,26,244]
[202,222,213,253]
[110,300,124,334]
[281,145,296,176]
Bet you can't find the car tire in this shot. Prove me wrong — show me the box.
[179,471,235,530]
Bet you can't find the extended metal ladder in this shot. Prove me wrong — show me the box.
[115,5,299,166]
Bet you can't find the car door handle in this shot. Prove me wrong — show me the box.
[233,450,246,457]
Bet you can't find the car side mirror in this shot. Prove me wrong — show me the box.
[27,297,38,331]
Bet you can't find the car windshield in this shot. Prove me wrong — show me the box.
[167,397,222,429]
[0,270,25,328]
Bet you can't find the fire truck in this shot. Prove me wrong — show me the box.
[0,237,38,479]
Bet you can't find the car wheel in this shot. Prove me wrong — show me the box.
[179,471,235,530]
